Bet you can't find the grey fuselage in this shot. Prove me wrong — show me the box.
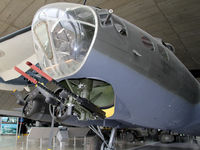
[64,8,200,135]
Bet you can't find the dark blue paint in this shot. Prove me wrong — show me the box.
[67,49,199,135]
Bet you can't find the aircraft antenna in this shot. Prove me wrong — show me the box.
[83,0,87,5]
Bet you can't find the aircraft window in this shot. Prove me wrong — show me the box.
[34,22,53,59]
[141,36,155,51]
[32,4,97,79]
[162,41,175,52]
[51,20,94,64]
[67,8,95,25]
[157,44,169,61]
[112,15,127,36]
[114,23,127,36]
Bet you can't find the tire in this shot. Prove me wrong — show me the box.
[160,134,175,143]
[126,132,136,142]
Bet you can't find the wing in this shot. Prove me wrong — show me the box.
[0,26,37,91]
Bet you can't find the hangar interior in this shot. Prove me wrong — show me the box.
[0,0,200,150]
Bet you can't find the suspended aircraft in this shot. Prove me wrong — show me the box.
[0,2,200,150]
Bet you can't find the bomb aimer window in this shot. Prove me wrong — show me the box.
[34,22,53,60]
[32,3,98,79]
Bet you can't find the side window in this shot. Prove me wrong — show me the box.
[141,36,155,51]
[157,44,169,61]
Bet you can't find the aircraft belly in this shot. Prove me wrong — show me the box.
[69,49,199,135]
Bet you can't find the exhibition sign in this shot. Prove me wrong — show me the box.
[1,117,18,134]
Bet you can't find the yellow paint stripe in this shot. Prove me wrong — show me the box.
[102,106,115,118]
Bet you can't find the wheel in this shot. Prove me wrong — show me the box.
[160,134,175,143]
[126,132,136,142]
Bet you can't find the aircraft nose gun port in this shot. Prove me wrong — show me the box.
[14,62,106,121]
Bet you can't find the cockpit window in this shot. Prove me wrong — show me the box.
[34,22,53,59]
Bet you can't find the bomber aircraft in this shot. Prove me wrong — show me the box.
[0,2,200,150]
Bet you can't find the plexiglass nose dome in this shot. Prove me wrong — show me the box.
[32,3,98,79]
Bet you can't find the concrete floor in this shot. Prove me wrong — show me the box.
[0,135,137,150]
[128,142,200,150]
[0,135,200,150]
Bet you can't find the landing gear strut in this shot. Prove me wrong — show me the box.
[89,126,117,150]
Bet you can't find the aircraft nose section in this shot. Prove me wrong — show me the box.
[32,3,98,79]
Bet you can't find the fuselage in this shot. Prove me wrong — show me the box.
[63,7,200,135]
